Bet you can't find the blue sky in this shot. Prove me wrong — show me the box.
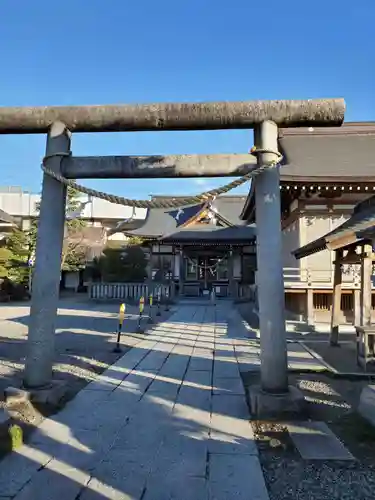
[0,0,374,198]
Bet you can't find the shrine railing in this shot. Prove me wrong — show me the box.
[88,282,175,301]
[283,266,362,287]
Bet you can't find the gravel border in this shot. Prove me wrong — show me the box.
[245,372,375,500]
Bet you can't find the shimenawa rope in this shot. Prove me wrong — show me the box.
[41,148,283,210]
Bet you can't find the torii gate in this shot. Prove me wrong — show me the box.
[0,98,345,415]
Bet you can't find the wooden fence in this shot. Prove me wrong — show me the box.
[88,282,175,301]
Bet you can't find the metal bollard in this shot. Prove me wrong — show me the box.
[113,303,126,352]
[137,296,145,333]
[148,293,154,324]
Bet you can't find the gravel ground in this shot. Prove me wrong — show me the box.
[0,296,174,461]
[0,297,172,418]
[238,302,375,499]
[244,371,375,500]
[261,457,375,500]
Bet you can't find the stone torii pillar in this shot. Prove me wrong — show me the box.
[24,122,70,389]
[250,120,304,416]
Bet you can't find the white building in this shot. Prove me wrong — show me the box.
[0,186,147,291]
[0,185,147,240]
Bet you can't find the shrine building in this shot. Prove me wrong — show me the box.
[241,122,375,323]
[122,195,256,299]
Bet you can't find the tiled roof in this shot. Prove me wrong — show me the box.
[122,195,254,242]
[279,122,375,180]
[292,195,375,259]
[0,209,17,225]
[161,224,256,243]
[212,196,248,225]
[241,122,375,220]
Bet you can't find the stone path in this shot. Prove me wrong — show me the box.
[0,303,269,500]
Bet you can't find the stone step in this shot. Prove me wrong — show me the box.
[286,421,355,461]
[358,385,375,427]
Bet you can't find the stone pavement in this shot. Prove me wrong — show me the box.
[0,303,269,500]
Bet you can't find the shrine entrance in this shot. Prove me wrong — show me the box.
[197,255,224,288]
[184,249,229,297]
[0,98,345,410]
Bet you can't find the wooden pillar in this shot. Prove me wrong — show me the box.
[360,244,372,326]
[228,247,234,297]
[147,244,155,299]
[158,243,162,281]
[179,247,185,296]
[148,245,154,281]
[354,288,361,326]
[330,249,343,346]
[307,288,314,325]
[171,247,176,299]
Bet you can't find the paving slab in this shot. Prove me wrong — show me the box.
[80,476,143,500]
[209,391,257,456]
[80,466,147,500]
[0,446,51,497]
[189,357,213,372]
[183,369,212,389]
[209,454,269,500]
[211,394,249,419]
[213,359,240,379]
[213,376,246,396]
[14,461,90,500]
[173,402,211,430]
[287,342,328,371]
[143,476,208,500]
[209,412,257,455]
[177,385,212,411]
[151,435,208,478]
[286,421,355,460]
[158,355,190,377]
[136,350,170,371]
[146,378,180,397]
[119,369,157,394]
[171,345,194,356]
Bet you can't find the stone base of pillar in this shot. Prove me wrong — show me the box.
[248,384,306,419]
[7,380,68,408]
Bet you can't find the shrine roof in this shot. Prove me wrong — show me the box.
[121,195,255,242]
[278,122,375,182]
[160,224,256,244]
[0,209,17,225]
[292,195,375,259]
[241,122,375,220]
[209,196,248,226]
